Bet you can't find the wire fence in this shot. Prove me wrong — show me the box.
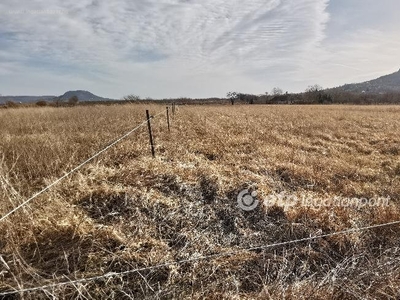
[0,109,166,223]
[1,219,400,296]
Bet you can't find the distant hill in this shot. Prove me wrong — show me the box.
[329,69,400,94]
[0,90,114,104]
[58,90,111,102]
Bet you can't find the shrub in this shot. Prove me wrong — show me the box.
[5,100,18,108]
[36,100,48,107]
[68,96,79,106]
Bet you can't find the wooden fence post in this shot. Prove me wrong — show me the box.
[146,110,155,158]
[166,106,170,132]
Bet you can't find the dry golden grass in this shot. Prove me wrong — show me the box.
[0,104,400,299]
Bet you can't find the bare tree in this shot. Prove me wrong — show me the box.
[305,84,323,93]
[227,92,238,105]
[304,84,332,104]
[123,94,141,102]
[271,87,283,96]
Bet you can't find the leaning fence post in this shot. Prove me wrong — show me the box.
[166,106,170,132]
[146,110,155,158]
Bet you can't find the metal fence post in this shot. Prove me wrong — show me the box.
[146,110,155,158]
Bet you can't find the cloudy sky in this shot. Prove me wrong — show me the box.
[0,0,399,98]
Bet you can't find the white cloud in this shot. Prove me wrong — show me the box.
[1,0,398,98]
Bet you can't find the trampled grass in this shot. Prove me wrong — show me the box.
[0,104,400,299]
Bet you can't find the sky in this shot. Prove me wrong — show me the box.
[0,0,399,99]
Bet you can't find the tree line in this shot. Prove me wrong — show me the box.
[2,85,400,109]
[226,85,400,105]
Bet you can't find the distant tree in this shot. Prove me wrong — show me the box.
[237,93,258,104]
[248,95,256,104]
[179,97,192,101]
[36,100,48,107]
[227,92,238,105]
[68,95,79,106]
[271,87,283,96]
[262,92,271,104]
[305,84,323,93]
[304,84,333,104]
[53,96,64,107]
[123,94,141,102]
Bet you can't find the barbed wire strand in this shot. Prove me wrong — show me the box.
[1,219,399,296]
[0,110,166,223]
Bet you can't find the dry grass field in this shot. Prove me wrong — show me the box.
[1,104,400,299]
